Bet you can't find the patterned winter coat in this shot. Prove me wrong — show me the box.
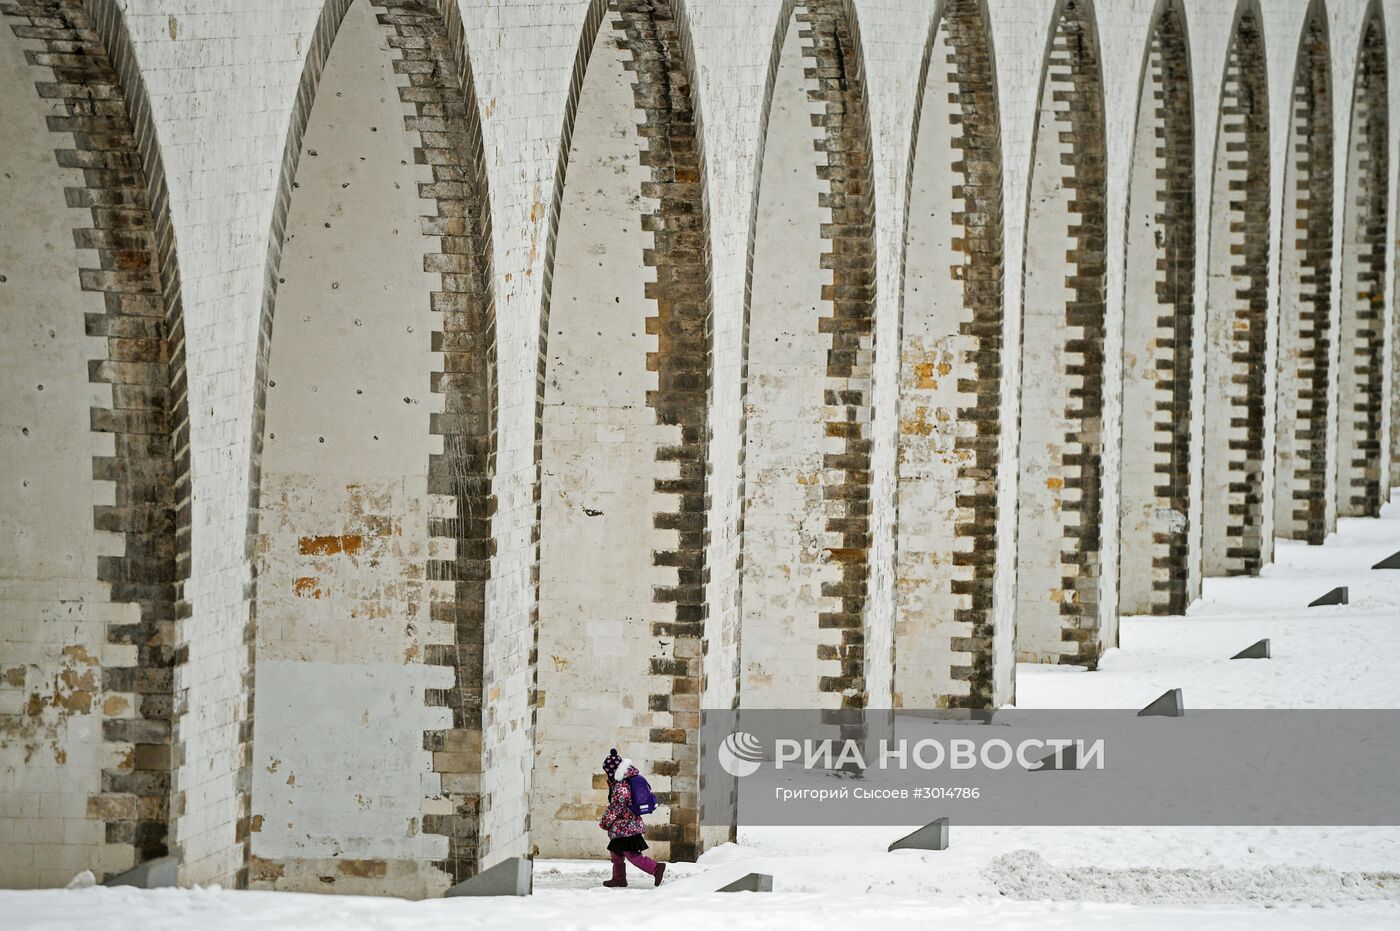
[599,759,646,839]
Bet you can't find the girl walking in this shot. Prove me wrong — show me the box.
[599,748,666,888]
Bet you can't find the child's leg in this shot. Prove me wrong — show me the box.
[623,851,658,875]
[609,852,626,882]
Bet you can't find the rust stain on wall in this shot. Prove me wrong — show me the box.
[901,407,933,436]
[250,857,286,882]
[293,577,324,598]
[297,534,364,556]
[337,858,387,878]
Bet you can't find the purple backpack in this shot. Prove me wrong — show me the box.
[628,773,659,816]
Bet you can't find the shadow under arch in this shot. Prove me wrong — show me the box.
[0,0,190,885]
[893,0,1007,706]
[1117,0,1196,617]
[1200,0,1270,577]
[1336,1,1389,518]
[1013,0,1110,667]
[737,0,880,713]
[531,0,720,864]
[248,0,498,892]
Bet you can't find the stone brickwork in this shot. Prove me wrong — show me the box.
[805,0,877,712]
[1201,7,1269,577]
[740,0,877,716]
[0,0,184,885]
[1117,0,1194,616]
[617,0,712,863]
[741,4,836,712]
[246,0,494,897]
[1337,9,1388,519]
[533,0,715,863]
[894,0,1003,706]
[1014,0,1107,667]
[2,0,1399,898]
[1273,10,1333,545]
[381,0,498,887]
[241,0,355,892]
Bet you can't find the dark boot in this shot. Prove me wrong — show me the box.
[603,852,627,888]
[653,862,666,887]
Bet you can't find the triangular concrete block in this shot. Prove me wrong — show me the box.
[102,855,178,889]
[1231,639,1270,660]
[717,872,773,892]
[888,817,948,851]
[444,857,532,897]
[1373,551,1400,569]
[1137,688,1184,717]
[1030,745,1079,771]
[1308,586,1348,607]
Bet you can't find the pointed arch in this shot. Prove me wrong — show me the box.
[894,0,1006,706]
[739,0,879,712]
[1337,3,1389,518]
[0,0,188,885]
[248,0,498,892]
[1014,0,1110,666]
[1118,0,1196,616]
[1273,1,1334,543]
[1201,0,1269,577]
[533,0,717,863]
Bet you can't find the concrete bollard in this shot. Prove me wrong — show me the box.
[444,857,532,897]
[717,872,773,892]
[1231,639,1270,660]
[888,817,949,851]
[102,856,179,889]
[1137,688,1184,717]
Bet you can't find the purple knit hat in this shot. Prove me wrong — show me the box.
[602,748,622,780]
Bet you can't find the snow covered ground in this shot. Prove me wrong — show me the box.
[10,500,1400,928]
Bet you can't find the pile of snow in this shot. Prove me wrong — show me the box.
[987,850,1400,905]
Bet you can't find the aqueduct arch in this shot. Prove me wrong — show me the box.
[248,0,496,895]
[1117,0,1196,617]
[894,0,1005,705]
[1014,0,1109,666]
[1201,1,1270,577]
[1336,4,1389,519]
[534,0,715,863]
[0,0,186,888]
[1273,3,1334,545]
[741,0,878,711]
[3,0,1400,900]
